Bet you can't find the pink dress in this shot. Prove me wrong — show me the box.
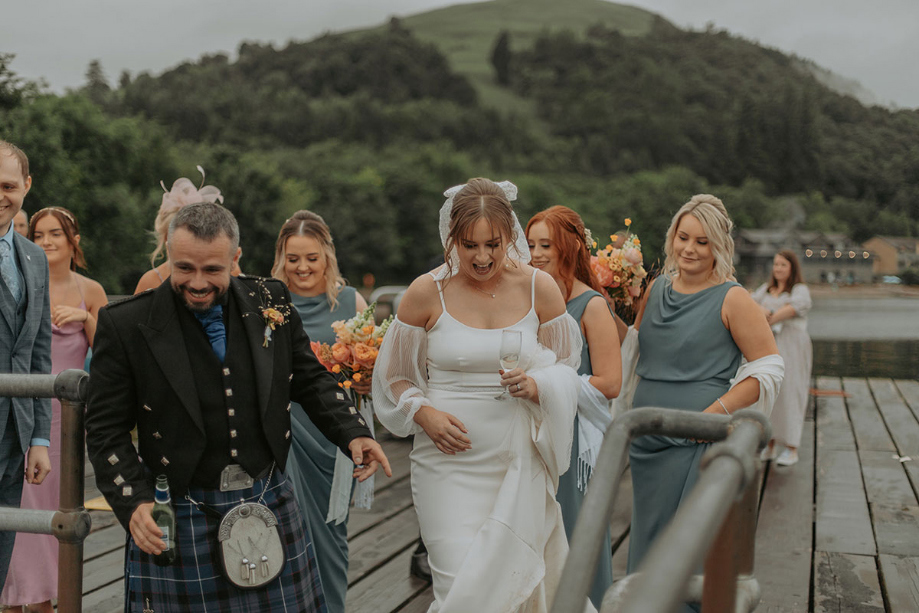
[1,301,89,606]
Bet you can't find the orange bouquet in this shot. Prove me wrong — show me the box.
[590,218,647,306]
[310,302,393,392]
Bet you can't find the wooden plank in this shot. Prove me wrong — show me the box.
[348,506,421,585]
[82,579,125,613]
[860,450,918,507]
[375,437,412,493]
[397,586,435,613]
[815,377,857,451]
[82,548,125,594]
[815,449,876,555]
[869,378,919,456]
[813,552,884,613]
[84,523,126,561]
[345,546,430,613]
[755,422,814,611]
[895,379,919,423]
[871,503,919,556]
[348,477,414,538]
[88,510,120,533]
[878,554,919,612]
[842,378,896,452]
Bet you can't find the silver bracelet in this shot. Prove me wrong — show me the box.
[717,397,730,415]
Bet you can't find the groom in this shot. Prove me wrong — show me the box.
[86,202,391,611]
[0,141,53,587]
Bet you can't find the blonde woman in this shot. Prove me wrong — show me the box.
[271,211,369,612]
[626,195,782,611]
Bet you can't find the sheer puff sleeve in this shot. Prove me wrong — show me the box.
[525,313,583,482]
[372,318,430,437]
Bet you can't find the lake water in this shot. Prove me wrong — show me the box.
[809,294,919,378]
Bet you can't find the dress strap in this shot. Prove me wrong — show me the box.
[74,274,86,301]
[427,273,448,313]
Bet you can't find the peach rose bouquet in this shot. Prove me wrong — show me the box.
[590,218,647,307]
[310,302,393,395]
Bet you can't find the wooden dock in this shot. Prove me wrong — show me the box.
[77,377,919,612]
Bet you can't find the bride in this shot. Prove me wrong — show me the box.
[373,178,593,612]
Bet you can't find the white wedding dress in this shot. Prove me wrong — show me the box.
[374,271,595,613]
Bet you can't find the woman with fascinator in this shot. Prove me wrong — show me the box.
[134,168,241,294]
[373,179,593,612]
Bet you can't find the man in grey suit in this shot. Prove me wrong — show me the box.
[0,140,52,586]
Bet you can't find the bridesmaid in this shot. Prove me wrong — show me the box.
[526,206,620,608]
[271,211,370,612]
[627,195,779,613]
[1,207,107,612]
[751,250,813,467]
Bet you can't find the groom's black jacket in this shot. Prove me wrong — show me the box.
[86,275,370,529]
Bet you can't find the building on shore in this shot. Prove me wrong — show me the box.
[735,229,874,286]
[861,236,919,276]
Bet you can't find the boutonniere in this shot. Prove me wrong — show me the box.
[244,278,292,348]
[262,307,286,347]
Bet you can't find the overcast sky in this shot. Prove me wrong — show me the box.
[4,0,917,108]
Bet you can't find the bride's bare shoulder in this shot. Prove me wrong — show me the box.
[397,273,441,328]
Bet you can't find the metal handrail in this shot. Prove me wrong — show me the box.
[0,369,91,613]
[550,407,770,613]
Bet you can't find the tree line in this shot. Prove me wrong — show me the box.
[1,21,917,293]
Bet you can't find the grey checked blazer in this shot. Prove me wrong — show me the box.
[0,231,52,456]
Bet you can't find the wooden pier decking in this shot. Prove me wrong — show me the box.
[78,377,919,612]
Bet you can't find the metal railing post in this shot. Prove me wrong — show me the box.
[0,370,90,613]
[56,370,89,613]
[552,407,770,613]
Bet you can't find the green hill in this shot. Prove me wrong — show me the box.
[360,0,658,112]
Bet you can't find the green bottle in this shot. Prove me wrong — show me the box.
[151,475,177,566]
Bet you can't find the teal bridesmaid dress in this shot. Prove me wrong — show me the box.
[558,289,613,608]
[628,277,741,612]
[286,286,357,612]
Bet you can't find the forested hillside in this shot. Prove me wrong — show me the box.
[2,0,917,293]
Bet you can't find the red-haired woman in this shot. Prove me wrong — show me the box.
[526,205,620,608]
[751,250,813,467]
[1,207,107,612]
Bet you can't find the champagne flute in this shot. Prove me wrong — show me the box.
[495,330,523,400]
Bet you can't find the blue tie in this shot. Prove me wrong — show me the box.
[194,304,226,363]
[0,240,21,304]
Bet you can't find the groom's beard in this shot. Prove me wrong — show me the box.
[172,281,229,313]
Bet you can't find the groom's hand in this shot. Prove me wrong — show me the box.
[349,437,393,482]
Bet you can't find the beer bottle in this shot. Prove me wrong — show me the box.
[151,474,177,566]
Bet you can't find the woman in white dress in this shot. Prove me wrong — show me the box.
[373,178,592,613]
[751,250,813,466]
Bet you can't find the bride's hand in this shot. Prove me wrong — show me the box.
[414,406,471,455]
[500,368,538,402]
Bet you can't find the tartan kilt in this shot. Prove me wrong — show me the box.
[124,471,326,613]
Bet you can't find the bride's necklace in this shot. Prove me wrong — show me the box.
[468,275,502,299]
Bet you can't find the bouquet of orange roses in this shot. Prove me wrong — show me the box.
[590,218,648,307]
[310,302,393,393]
